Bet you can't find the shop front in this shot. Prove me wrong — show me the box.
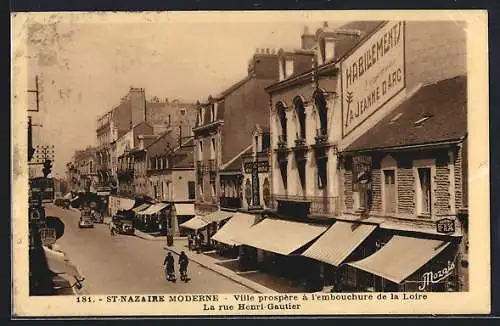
[137,202,170,233]
[233,217,329,290]
[301,220,378,291]
[173,203,196,236]
[211,212,259,258]
[345,233,460,292]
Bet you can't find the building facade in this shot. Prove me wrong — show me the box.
[258,20,468,292]
[71,146,99,193]
[193,48,280,216]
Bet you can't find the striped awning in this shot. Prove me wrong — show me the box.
[211,212,259,246]
[234,218,328,255]
[301,221,377,267]
[174,203,195,216]
[139,203,169,216]
[201,210,234,224]
[180,216,209,230]
[347,235,451,284]
[132,203,150,214]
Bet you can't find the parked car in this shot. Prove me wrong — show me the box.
[78,211,94,228]
[120,220,135,235]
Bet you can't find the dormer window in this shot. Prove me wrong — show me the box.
[285,59,294,78]
[325,39,335,62]
[279,59,286,81]
[254,135,260,153]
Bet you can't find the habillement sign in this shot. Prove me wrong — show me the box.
[341,21,406,137]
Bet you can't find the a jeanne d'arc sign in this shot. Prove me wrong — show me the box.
[341,21,406,137]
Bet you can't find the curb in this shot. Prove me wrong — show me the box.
[164,246,276,294]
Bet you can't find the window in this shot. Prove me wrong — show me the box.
[198,140,203,161]
[180,108,186,116]
[383,169,396,213]
[417,168,432,215]
[211,104,215,122]
[314,92,328,136]
[188,181,195,199]
[294,98,306,140]
[279,59,285,81]
[298,161,306,193]
[168,114,171,126]
[211,138,216,159]
[285,59,294,78]
[325,40,335,61]
[277,103,287,141]
[255,135,259,153]
[317,158,327,189]
[89,160,93,173]
[279,160,288,190]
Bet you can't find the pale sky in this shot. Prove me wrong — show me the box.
[24,12,334,178]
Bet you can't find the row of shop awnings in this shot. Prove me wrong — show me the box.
[131,202,196,216]
[179,210,235,231]
[203,215,454,285]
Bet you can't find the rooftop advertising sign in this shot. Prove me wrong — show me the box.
[341,21,406,137]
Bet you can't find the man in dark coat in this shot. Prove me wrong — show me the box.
[179,251,189,281]
[163,252,175,281]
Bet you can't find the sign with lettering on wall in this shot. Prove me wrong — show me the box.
[436,218,455,234]
[341,21,406,137]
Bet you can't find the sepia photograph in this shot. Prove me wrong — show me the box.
[11,10,490,316]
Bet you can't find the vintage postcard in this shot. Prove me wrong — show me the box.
[11,10,490,316]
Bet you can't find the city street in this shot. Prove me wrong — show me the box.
[44,204,255,294]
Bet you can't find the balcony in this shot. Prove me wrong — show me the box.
[220,197,242,210]
[292,135,308,161]
[276,135,288,151]
[314,128,328,145]
[208,159,217,172]
[270,194,339,218]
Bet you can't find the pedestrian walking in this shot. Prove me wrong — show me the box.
[109,220,116,236]
[187,234,193,251]
[179,251,189,282]
[163,252,176,282]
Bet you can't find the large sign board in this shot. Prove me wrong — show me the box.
[29,177,55,203]
[341,21,406,137]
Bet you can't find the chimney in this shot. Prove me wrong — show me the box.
[301,26,316,50]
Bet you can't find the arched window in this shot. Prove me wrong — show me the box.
[294,97,306,139]
[314,91,328,136]
[276,102,287,141]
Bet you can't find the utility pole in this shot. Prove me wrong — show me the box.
[28,76,41,161]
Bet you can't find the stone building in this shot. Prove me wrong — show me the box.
[71,146,99,192]
[193,48,280,216]
[115,121,154,197]
[231,20,468,292]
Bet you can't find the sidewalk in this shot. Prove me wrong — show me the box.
[164,238,277,294]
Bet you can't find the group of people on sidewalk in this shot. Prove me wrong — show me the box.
[187,232,205,253]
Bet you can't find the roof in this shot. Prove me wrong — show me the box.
[220,145,252,172]
[170,138,195,168]
[145,130,176,157]
[319,21,385,61]
[211,212,259,246]
[345,75,467,152]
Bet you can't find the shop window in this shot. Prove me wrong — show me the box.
[383,169,396,213]
[417,168,432,215]
[188,181,195,199]
[245,179,252,206]
[263,178,271,207]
